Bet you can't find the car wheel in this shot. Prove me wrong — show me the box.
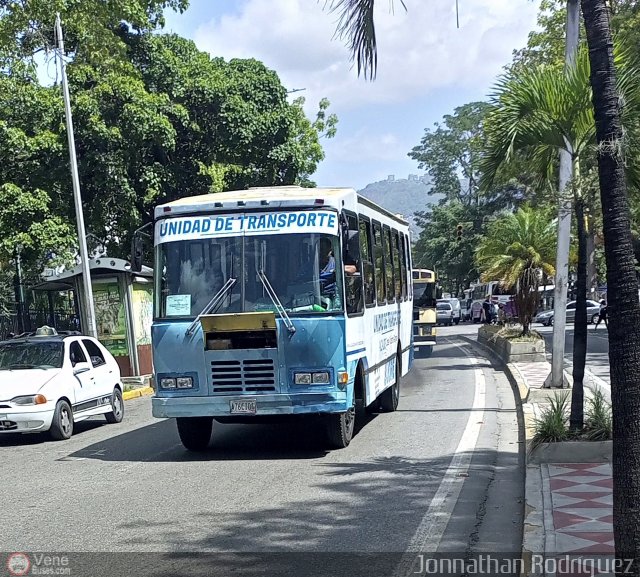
[379,356,400,413]
[177,417,213,452]
[455,319,460,325]
[49,400,73,441]
[591,313,599,324]
[325,401,356,449]
[105,387,124,424]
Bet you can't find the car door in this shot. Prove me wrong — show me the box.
[68,339,95,407]
[566,302,576,322]
[81,338,114,397]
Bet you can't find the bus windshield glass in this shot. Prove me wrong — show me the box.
[413,282,437,308]
[156,233,343,318]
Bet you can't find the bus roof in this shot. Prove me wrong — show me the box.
[155,185,409,225]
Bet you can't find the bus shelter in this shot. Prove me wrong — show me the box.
[33,258,154,378]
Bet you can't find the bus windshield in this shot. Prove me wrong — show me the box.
[413,282,439,308]
[156,233,344,318]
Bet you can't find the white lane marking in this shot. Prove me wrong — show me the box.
[393,339,486,577]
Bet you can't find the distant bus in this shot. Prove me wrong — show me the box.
[412,268,440,353]
[469,281,515,323]
[150,185,414,451]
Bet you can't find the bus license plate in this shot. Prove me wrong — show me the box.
[230,399,257,414]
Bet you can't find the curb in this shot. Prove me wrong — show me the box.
[122,386,154,401]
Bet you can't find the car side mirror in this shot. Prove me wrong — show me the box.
[73,365,90,375]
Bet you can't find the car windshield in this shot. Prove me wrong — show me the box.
[437,303,451,311]
[157,233,343,318]
[0,341,64,370]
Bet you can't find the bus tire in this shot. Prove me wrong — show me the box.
[379,355,400,412]
[325,403,355,449]
[176,417,213,452]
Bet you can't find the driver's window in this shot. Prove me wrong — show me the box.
[69,341,87,367]
[344,212,363,315]
[567,303,576,310]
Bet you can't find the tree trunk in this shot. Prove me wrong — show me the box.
[582,0,640,568]
[570,197,587,430]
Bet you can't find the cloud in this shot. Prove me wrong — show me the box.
[192,0,539,112]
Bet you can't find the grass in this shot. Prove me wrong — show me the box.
[584,389,613,441]
[488,325,543,342]
[531,390,613,448]
[531,391,570,449]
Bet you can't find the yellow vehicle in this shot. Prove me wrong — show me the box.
[412,269,441,355]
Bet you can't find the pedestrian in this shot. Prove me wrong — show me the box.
[595,299,608,330]
[497,303,506,326]
[482,296,492,324]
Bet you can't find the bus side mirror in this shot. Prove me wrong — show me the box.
[131,235,144,272]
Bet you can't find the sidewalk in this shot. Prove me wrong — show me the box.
[513,360,614,576]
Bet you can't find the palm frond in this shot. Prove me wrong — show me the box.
[325,0,406,80]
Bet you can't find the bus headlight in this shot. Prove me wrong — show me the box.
[294,373,312,385]
[160,377,176,389]
[176,377,193,389]
[312,372,330,384]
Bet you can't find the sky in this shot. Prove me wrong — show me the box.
[163,0,541,191]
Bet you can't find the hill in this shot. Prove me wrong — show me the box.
[357,176,442,236]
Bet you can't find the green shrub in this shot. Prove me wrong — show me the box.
[584,389,612,441]
[531,392,570,448]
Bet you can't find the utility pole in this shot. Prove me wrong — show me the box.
[54,14,97,339]
[14,245,25,334]
[546,0,580,388]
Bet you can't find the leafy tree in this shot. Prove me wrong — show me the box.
[582,0,640,565]
[0,0,187,68]
[0,33,337,262]
[476,207,557,335]
[409,102,491,205]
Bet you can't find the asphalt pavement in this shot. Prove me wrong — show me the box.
[0,331,524,577]
[537,324,610,384]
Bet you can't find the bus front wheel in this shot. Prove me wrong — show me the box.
[325,403,355,449]
[177,417,213,452]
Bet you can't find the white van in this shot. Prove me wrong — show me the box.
[438,298,461,325]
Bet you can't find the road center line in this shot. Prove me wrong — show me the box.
[392,339,486,577]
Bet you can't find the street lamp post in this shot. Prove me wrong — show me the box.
[546,0,580,388]
[13,244,25,334]
[54,13,97,339]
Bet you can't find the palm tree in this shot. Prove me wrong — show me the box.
[479,49,596,428]
[581,0,640,564]
[475,207,556,336]
[479,47,640,429]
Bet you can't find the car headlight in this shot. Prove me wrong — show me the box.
[160,377,176,389]
[11,394,47,406]
[176,377,193,389]
[294,373,312,385]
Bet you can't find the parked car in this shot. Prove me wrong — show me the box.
[436,301,454,326]
[0,326,124,440]
[440,298,462,325]
[535,300,601,326]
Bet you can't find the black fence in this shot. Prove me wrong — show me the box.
[0,310,80,340]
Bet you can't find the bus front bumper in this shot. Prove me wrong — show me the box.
[413,323,436,348]
[152,391,349,418]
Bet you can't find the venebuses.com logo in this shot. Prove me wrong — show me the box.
[6,553,31,576]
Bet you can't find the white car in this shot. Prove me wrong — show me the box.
[0,327,124,440]
[535,300,602,326]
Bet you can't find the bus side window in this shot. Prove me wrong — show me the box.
[373,222,386,305]
[359,217,376,306]
[383,225,395,302]
[344,213,363,315]
[392,229,402,300]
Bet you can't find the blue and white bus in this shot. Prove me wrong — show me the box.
[150,186,414,450]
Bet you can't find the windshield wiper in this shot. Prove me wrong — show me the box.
[8,363,35,369]
[186,278,237,336]
[257,269,296,335]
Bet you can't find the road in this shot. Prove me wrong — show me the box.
[0,333,524,576]
[537,324,610,384]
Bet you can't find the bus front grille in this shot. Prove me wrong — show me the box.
[210,359,277,393]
